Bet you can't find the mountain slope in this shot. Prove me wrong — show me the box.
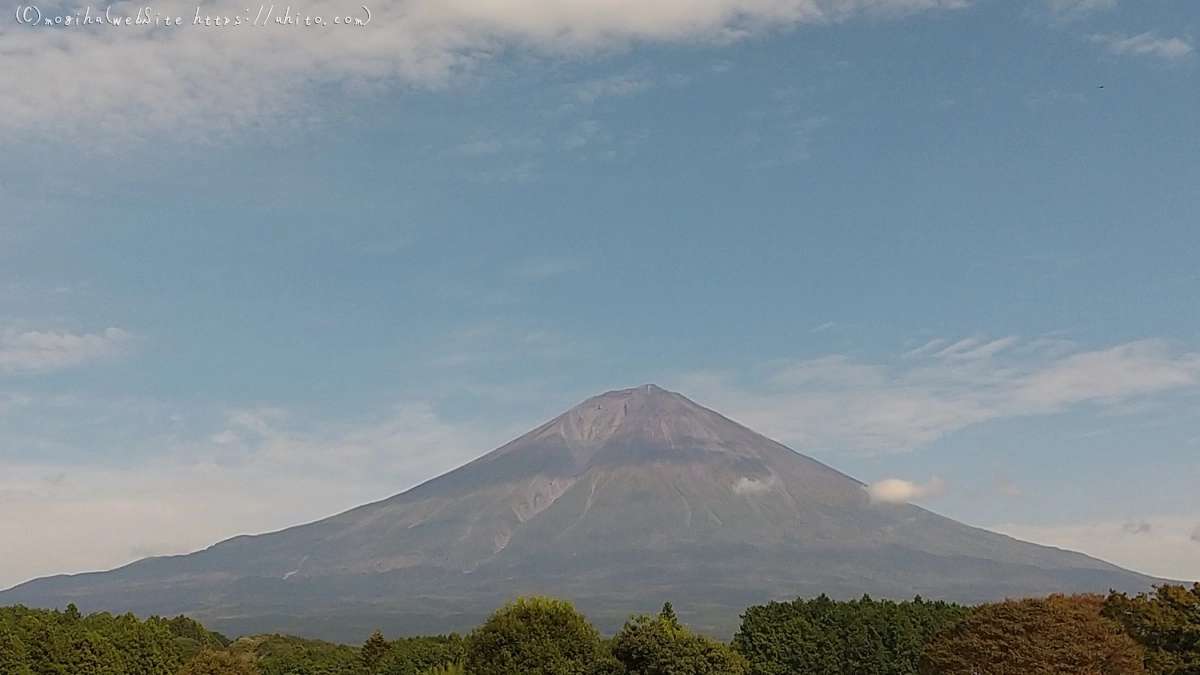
[0,385,1161,641]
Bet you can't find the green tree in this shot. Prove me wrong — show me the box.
[381,634,465,675]
[612,603,748,675]
[0,623,34,675]
[0,607,232,675]
[62,605,82,624]
[21,614,68,675]
[426,662,465,675]
[919,594,1145,675]
[1104,583,1200,675]
[178,650,259,675]
[658,603,677,624]
[229,633,362,675]
[465,597,603,675]
[733,595,968,675]
[150,615,230,649]
[65,631,124,675]
[110,614,180,675]
[362,630,392,674]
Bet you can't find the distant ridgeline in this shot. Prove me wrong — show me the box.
[4,386,1164,640]
[1,583,1198,675]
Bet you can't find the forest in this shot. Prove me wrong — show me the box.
[0,582,1197,675]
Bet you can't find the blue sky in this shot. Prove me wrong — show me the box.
[0,0,1197,590]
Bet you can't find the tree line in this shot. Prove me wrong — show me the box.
[1,582,1197,675]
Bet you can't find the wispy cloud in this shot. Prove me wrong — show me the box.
[0,327,132,373]
[506,257,589,281]
[902,338,948,358]
[741,87,829,166]
[570,74,654,106]
[678,336,1200,453]
[0,396,505,590]
[1090,32,1193,60]
[991,515,1200,581]
[866,475,947,504]
[0,0,967,144]
[1123,519,1153,535]
[1045,0,1117,21]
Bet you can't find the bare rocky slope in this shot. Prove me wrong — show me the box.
[0,385,1162,642]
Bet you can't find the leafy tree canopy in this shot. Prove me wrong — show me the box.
[380,634,465,675]
[919,594,1145,675]
[0,621,34,675]
[733,594,969,675]
[612,603,748,675]
[465,597,603,675]
[1104,583,1200,675]
[179,649,260,675]
[361,630,391,674]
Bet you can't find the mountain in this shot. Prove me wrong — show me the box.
[0,385,1162,641]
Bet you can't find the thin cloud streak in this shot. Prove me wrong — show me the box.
[0,327,132,373]
[1045,0,1117,21]
[1090,32,1193,60]
[679,337,1200,453]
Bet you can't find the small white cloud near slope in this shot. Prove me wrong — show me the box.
[733,475,777,495]
[867,476,947,503]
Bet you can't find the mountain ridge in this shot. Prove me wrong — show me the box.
[0,384,1163,641]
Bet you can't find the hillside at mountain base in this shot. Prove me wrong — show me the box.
[0,384,1162,642]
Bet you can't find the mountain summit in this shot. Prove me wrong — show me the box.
[0,385,1160,640]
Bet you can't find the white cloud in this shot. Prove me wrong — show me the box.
[991,515,1200,582]
[0,0,967,143]
[0,327,132,373]
[1012,340,1200,409]
[677,336,1200,453]
[866,475,947,503]
[733,475,777,494]
[1045,0,1116,21]
[1090,32,1193,60]
[936,336,1020,362]
[227,407,288,436]
[903,338,948,358]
